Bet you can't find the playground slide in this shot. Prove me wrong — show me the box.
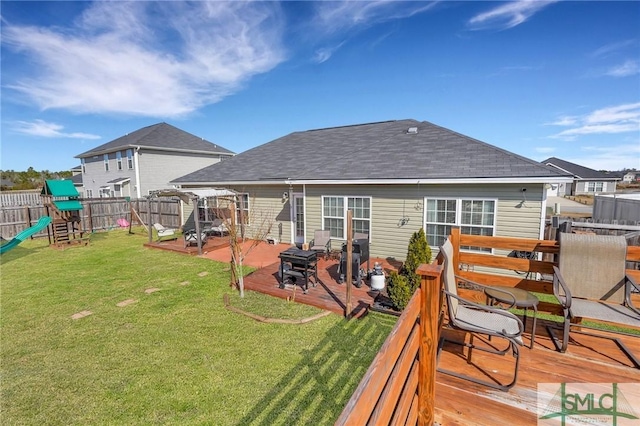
[0,216,52,254]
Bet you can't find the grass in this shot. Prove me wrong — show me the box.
[1,229,397,425]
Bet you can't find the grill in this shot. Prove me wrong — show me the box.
[338,233,370,287]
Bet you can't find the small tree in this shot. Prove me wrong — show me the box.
[386,271,411,311]
[387,228,432,310]
[401,227,432,294]
[226,197,274,298]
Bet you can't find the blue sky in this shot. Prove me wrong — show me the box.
[1,1,639,172]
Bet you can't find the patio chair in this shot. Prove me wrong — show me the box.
[309,230,331,259]
[549,232,640,368]
[206,218,228,237]
[437,239,524,391]
[184,229,208,248]
[153,223,177,241]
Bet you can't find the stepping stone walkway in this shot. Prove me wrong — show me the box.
[180,281,190,286]
[144,288,160,294]
[71,310,92,320]
[197,271,209,277]
[116,299,137,307]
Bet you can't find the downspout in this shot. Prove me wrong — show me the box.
[134,146,142,198]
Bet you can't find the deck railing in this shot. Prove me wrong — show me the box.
[335,258,444,425]
[337,228,640,425]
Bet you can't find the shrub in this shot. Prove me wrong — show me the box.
[401,228,432,294]
[386,271,411,311]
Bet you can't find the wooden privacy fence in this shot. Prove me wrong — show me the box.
[0,198,181,239]
[336,260,444,426]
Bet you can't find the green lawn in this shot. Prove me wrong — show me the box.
[1,229,396,425]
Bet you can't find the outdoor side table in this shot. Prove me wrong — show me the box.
[485,286,539,349]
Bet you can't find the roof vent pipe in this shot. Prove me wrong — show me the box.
[407,127,418,134]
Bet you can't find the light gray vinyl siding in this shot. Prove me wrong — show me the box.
[305,184,544,261]
[137,149,223,196]
[180,182,545,262]
[81,152,136,198]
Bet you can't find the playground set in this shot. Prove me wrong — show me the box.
[41,180,89,248]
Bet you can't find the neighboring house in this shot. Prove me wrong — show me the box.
[68,165,84,198]
[542,157,619,196]
[622,171,638,183]
[75,123,234,199]
[172,119,572,261]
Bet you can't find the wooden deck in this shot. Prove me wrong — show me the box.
[143,234,230,255]
[242,257,399,318]
[144,238,640,424]
[436,318,640,424]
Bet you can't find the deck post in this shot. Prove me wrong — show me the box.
[345,210,353,318]
[416,263,443,426]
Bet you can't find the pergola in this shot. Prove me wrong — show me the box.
[148,188,237,255]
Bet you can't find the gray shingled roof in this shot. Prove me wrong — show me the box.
[76,123,234,158]
[173,119,570,184]
[542,157,619,180]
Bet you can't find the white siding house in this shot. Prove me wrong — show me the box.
[172,120,572,261]
[76,123,234,199]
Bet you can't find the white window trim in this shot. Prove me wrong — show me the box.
[116,151,123,171]
[423,196,497,252]
[321,195,372,240]
[103,154,110,172]
[586,181,604,192]
[127,149,134,170]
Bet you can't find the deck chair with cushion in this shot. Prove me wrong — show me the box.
[206,219,228,237]
[309,230,331,259]
[184,229,208,248]
[153,223,177,241]
[549,232,640,368]
[438,239,524,391]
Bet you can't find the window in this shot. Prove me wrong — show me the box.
[86,189,93,198]
[81,158,86,174]
[116,151,123,170]
[127,149,134,169]
[103,154,109,171]
[425,198,496,251]
[586,182,604,192]
[322,196,371,239]
[236,193,250,225]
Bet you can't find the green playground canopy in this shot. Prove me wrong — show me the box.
[42,179,83,211]
[42,179,80,198]
[53,200,83,211]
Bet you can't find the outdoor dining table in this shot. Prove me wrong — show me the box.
[278,247,318,294]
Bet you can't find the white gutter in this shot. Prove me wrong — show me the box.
[176,176,573,187]
[134,146,142,198]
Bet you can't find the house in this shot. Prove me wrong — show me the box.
[68,165,84,198]
[75,123,234,199]
[542,157,619,196]
[622,171,638,183]
[172,119,572,260]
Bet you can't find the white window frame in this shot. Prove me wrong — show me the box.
[321,195,372,239]
[126,149,134,169]
[86,189,93,198]
[424,197,497,252]
[103,154,109,172]
[116,151,123,171]
[81,158,86,174]
[586,181,604,192]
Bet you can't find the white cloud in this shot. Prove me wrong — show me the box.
[12,120,101,140]
[312,42,346,64]
[590,39,636,59]
[605,60,640,77]
[312,1,437,36]
[534,147,556,154]
[468,1,557,31]
[546,116,579,126]
[569,144,640,171]
[305,0,436,61]
[549,103,640,140]
[2,1,285,118]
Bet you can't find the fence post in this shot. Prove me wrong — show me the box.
[416,263,443,426]
[24,206,32,239]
